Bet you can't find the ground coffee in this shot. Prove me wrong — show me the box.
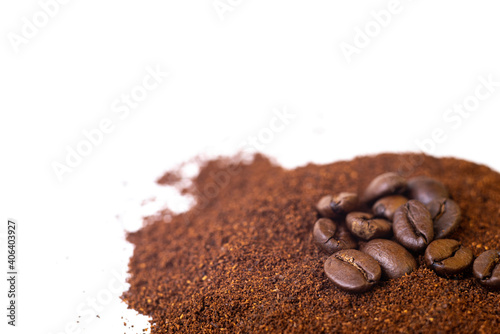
[122,153,500,333]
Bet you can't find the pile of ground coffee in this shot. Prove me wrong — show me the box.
[122,153,500,333]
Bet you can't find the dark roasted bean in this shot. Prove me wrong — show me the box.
[407,176,449,205]
[345,212,392,241]
[316,195,336,218]
[424,239,473,276]
[313,218,357,254]
[360,239,417,279]
[473,250,500,290]
[363,172,407,203]
[393,200,434,252]
[316,192,358,218]
[324,249,381,293]
[372,195,408,221]
[330,192,358,215]
[426,198,462,239]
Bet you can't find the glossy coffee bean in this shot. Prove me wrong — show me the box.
[424,239,473,276]
[363,172,407,203]
[473,250,500,290]
[360,239,417,279]
[324,249,381,293]
[313,218,357,254]
[331,192,358,215]
[345,212,392,241]
[393,200,434,252]
[426,198,462,239]
[407,176,449,205]
[316,193,358,218]
[372,195,408,221]
[316,195,336,218]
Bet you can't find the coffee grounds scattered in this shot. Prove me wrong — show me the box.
[122,153,500,333]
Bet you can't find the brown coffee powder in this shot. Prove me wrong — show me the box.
[122,153,500,333]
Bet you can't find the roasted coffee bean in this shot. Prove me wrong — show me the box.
[424,239,473,276]
[313,218,357,254]
[316,193,358,218]
[473,250,500,290]
[393,200,434,252]
[363,172,407,203]
[331,192,358,215]
[426,198,462,239]
[372,195,408,221]
[407,176,449,205]
[345,212,392,241]
[316,195,336,218]
[324,249,381,293]
[360,239,417,279]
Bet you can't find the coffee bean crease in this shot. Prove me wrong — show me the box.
[481,255,499,279]
[334,253,372,282]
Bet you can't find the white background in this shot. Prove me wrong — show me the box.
[1,1,500,333]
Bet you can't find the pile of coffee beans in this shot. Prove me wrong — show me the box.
[314,172,500,293]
